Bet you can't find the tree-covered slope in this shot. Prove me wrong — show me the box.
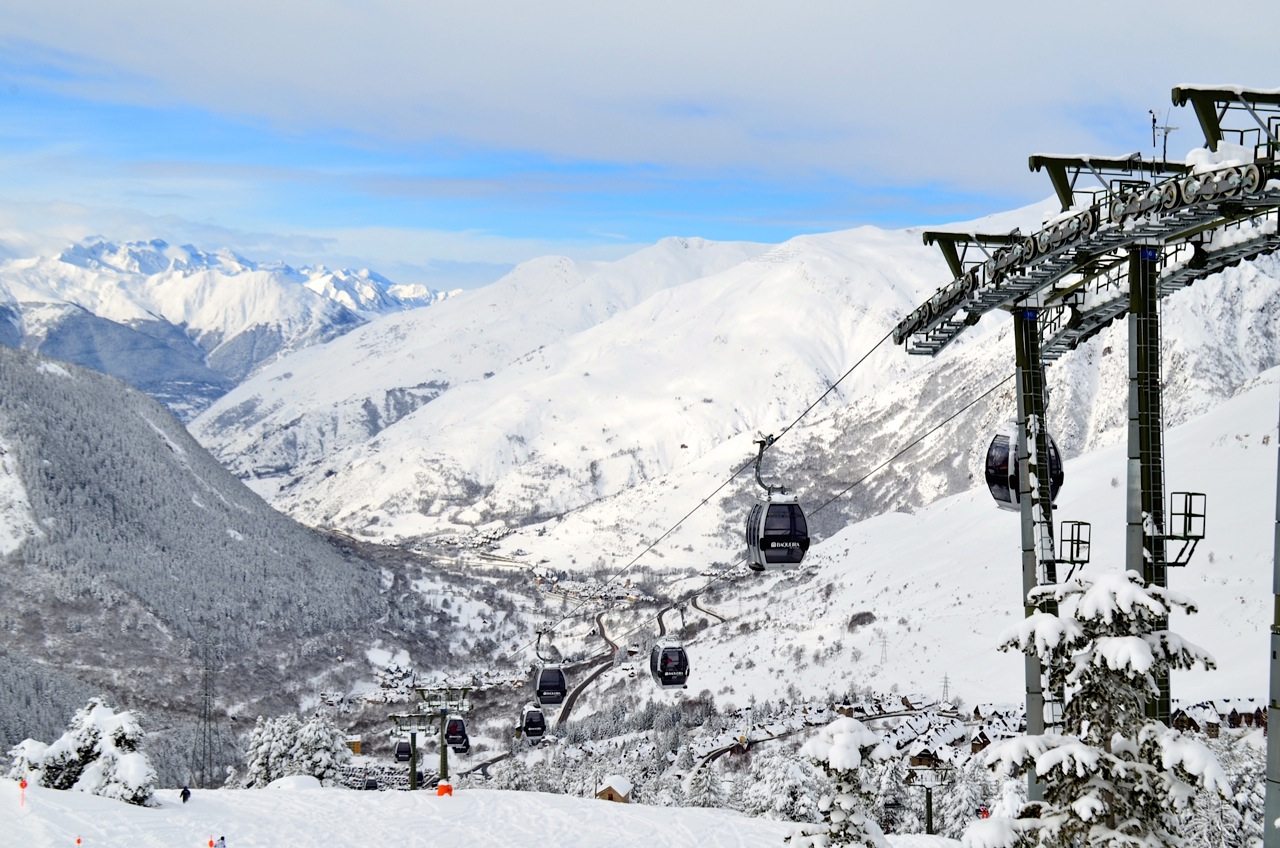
[0,345,507,781]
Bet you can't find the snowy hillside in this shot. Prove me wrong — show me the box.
[189,216,1280,574]
[191,228,952,539]
[523,364,1276,728]
[0,239,450,419]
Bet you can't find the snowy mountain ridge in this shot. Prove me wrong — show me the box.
[44,237,447,316]
[0,237,454,419]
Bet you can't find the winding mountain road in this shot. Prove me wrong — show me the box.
[554,612,618,726]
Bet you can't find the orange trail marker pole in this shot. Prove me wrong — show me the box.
[19,777,27,806]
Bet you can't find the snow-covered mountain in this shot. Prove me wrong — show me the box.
[189,229,948,539]
[189,216,1280,573]
[0,239,452,419]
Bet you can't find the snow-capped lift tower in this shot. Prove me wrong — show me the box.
[893,84,1280,805]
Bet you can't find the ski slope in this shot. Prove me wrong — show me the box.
[0,777,961,848]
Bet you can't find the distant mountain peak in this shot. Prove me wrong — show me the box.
[1,237,454,419]
[56,237,257,277]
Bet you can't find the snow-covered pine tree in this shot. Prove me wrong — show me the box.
[6,738,48,781]
[37,699,102,791]
[988,775,1026,820]
[735,747,824,823]
[648,771,686,807]
[240,714,298,787]
[267,714,301,778]
[240,713,352,787]
[788,716,892,848]
[75,705,157,807]
[1221,736,1265,847]
[528,759,564,793]
[968,570,1230,848]
[940,757,991,839]
[726,771,749,812]
[486,756,529,791]
[239,717,275,787]
[290,714,352,786]
[874,757,921,834]
[675,742,695,773]
[8,698,157,806]
[686,760,725,808]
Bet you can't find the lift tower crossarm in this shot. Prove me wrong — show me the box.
[1172,85,1280,152]
[921,231,1022,280]
[1029,153,1188,212]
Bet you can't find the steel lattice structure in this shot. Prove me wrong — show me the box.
[888,86,1280,815]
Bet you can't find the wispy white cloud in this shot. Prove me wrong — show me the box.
[1,0,1277,277]
[0,198,645,289]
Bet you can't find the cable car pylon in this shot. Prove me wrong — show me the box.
[1011,308,1063,805]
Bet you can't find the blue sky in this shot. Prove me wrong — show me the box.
[1,1,1277,288]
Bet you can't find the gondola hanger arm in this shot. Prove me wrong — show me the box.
[752,433,786,496]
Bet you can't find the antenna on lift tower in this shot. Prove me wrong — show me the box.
[1149,109,1178,163]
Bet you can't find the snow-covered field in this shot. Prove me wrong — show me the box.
[0,777,961,848]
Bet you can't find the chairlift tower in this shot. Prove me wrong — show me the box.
[906,763,953,836]
[895,84,1280,805]
[1127,243,1173,723]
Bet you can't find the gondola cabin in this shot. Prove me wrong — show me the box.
[445,715,469,753]
[746,494,810,571]
[520,705,546,741]
[985,423,1064,511]
[535,666,568,706]
[649,641,690,690]
[393,740,412,762]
